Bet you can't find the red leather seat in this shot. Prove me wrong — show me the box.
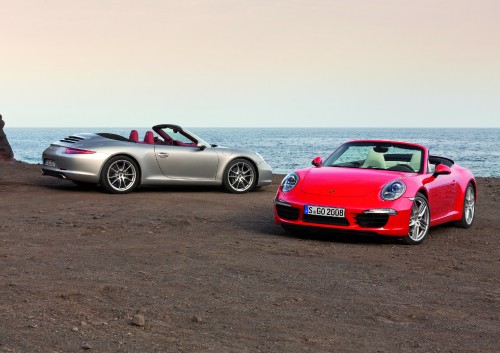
[143,131,154,144]
[129,130,139,142]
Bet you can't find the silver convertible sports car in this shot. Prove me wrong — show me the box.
[42,124,273,194]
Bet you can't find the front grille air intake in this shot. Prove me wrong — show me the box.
[276,204,300,220]
[355,213,389,228]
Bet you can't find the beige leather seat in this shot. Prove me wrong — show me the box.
[362,149,386,169]
[410,152,421,172]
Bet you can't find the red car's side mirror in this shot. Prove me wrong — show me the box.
[433,164,451,177]
[312,156,322,167]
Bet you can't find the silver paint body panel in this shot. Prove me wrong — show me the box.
[42,128,272,188]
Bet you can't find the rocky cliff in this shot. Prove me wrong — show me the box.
[0,115,15,162]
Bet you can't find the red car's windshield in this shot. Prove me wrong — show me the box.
[324,142,425,173]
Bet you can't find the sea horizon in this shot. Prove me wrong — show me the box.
[5,126,499,129]
[4,127,500,177]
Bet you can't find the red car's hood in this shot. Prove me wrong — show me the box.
[300,167,402,197]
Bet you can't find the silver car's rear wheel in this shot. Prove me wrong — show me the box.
[402,193,430,245]
[100,156,139,194]
[223,158,257,194]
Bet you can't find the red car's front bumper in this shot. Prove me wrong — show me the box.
[274,192,414,237]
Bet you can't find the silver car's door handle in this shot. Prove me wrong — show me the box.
[158,152,169,158]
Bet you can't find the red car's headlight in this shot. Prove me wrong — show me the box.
[281,172,299,193]
[381,180,406,200]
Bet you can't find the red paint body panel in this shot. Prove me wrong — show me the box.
[274,140,476,238]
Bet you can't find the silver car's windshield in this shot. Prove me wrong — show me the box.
[181,128,210,147]
[153,126,211,147]
[324,142,424,173]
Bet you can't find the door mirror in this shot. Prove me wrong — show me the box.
[433,164,451,177]
[312,156,322,167]
[198,145,207,151]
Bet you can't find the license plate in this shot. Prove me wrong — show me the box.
[44,159,56,168]
[305,205,345,218]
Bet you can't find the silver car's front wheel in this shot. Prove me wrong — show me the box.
[100,156,139,194]
[223,158,257,194]
[402,193,430,245]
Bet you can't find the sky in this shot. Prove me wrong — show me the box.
[1,0,499,128]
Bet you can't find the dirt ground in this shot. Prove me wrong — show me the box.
[0,162,498,353]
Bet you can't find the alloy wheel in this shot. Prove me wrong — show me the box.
[464,186,475,225]
[227,161,255,192]
[107,160,137,192]
[408,195,430,242]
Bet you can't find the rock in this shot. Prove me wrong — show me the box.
[131,314,145,327]
[81,342,92,350]
[191,315,203,323]
[0,115,14,162]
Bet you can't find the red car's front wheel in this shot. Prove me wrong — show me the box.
[402,193,430,245]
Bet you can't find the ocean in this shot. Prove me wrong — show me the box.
[4,127,500,177]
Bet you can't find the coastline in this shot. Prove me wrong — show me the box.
[0,162,498,352]
[5,127,500,177]
[5,159,500,179]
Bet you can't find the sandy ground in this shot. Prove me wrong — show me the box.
[0,162,499,353]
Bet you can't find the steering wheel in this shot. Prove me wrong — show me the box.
[388,164,415,172]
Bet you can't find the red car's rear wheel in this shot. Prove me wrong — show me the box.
[457,183,475,228]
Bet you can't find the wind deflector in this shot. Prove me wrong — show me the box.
[96,133,131,141]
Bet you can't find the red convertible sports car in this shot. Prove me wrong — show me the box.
[274,140,476,244]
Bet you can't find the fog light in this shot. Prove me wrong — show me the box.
[363,208,398,216]
[275,199,291,207]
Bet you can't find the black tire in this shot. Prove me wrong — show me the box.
[222,158,257,194]
[456,183,475,228]
[402,193,430,245]
[100,156,140,194]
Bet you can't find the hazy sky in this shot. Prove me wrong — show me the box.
[1,0,499,128]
